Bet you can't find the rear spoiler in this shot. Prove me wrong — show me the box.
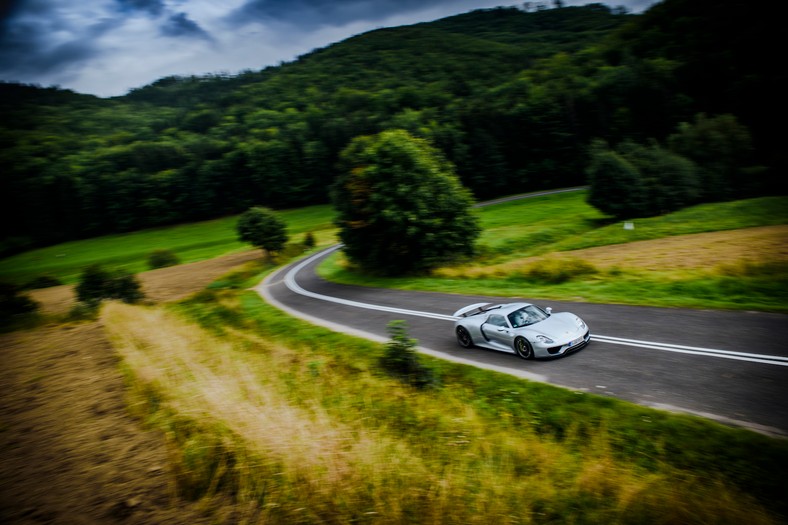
[453,302,494,318]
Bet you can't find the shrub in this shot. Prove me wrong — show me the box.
[24,275,62,289]
[147,249,180,269]
[303,231,316,249]
[76,264,144,306]
[379,320,438,389]
[0,282,39,322]
[587,139,699,219]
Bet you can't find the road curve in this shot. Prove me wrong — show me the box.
[256,245,788,437]
[255,188,788,437]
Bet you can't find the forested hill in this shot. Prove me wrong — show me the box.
[0,0,781,254]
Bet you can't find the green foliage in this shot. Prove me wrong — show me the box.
[23,275,62,289]
[302,231,316,249]
[587,139,699,219]
[379,320,438,389]
[0,282,39,323]
[147,248,180,269]
[667,113,760,200]
[586,140,645,220]
[236,207,288,257]
[75,264,144,306]
[332,130,480,275]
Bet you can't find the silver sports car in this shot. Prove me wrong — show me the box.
[453,302,590,359]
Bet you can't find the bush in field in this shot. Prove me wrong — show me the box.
[24,275,62,289]
[1,282,39,323]
[236,207,288,260]
[76,264,144,306]
[303,231,316,249]
[380,320,438,389]
[148,248,180,269]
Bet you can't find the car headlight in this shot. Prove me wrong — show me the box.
[575,317,586,330]
[535,334,554,344]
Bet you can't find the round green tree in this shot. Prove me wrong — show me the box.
[586,140,646,220]
[236,207,288,259]
[332,130,480,275]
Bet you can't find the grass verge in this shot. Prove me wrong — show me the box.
[102,270,788,524]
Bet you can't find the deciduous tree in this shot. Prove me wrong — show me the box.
[332,130,480,275]
[236,207,288,259]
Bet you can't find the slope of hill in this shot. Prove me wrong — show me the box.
[0,0,780,255]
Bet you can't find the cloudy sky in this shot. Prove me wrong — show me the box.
[0,0,657,98]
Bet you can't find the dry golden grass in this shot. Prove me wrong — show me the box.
[436,224,788,278]
[101,301,779,524]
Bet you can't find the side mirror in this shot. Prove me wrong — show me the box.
[545,307,553,314]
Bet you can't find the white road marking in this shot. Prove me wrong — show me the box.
[269,245,788,368]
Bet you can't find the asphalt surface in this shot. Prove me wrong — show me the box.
[257,245,788,438]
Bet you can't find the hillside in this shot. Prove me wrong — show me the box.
[1,0,781,255]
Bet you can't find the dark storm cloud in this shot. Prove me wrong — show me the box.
[227,0,460,29]
[115,0,165,17]
[0,0,215,86]
[162,12,214,42]
[0,3,118,81]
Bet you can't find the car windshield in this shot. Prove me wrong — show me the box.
[507,305,549,328]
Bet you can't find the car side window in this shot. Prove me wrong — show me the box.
[488,314,508,327]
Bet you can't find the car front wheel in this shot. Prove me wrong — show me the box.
[456,326,473,348]
[514,337,534,360]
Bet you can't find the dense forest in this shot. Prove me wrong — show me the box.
[0,0,782,255]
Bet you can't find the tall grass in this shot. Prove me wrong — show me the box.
[103,294,788,524]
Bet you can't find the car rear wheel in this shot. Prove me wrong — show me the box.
[456,326,473,348]
[514,337,534,360]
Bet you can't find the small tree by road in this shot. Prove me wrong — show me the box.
[236,207,288,260]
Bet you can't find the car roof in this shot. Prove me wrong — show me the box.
[491,302,532,315]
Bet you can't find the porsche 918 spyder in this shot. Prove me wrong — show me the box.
[453,302,590,359]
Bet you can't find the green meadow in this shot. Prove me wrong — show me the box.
[0,204,337,286]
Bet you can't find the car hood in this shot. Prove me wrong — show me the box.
[526,313,583,340]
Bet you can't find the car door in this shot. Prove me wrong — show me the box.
[481,314,515,351]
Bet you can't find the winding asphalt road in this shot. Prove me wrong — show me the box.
[255,191,788,437]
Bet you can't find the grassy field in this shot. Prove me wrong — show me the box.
[318,192,788,312]
[4,191,787,311]
[10,189,785,522]
[0,204,337,286]
[101,264,788,524]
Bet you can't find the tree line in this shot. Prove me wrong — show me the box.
[1,0,781,256]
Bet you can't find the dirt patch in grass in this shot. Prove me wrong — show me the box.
[1,250,263,524]
[29,249,261,316]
